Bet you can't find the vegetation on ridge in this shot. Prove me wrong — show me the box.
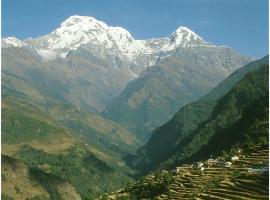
[129,57,268,174]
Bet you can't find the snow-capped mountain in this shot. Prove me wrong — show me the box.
[23,16,137,60]
[2,15,211,65]
[2,15,253,121]
[2,37,25,48]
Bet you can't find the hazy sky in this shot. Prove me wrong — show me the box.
[2,0,269,57]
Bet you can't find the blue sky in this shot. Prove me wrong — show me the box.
[2,0,269,57]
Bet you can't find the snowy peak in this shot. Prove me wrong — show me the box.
[53,15,135,49]
[56,15,109,35]
[171,26,201,41]
[58,15,134,41]
[2,37,25,48]
[168,26,207,48]
[2,15,212,61]
[60,15,107,28]
[22,15,137,60]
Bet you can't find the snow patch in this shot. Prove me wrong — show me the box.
[129,68,138,78]
[2,37,24,48]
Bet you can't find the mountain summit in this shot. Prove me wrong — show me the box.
[168,26,209,48]
[24,15,136,60]
[3,15,210,62]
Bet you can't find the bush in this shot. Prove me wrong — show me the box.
[1,194,15,200]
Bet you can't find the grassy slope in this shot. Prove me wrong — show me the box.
[13,146,133,200]
[2,74,139,155]
[2,98,71,144]
[1,97,135,199]
[46,102,139,155]
[2,154,81,200]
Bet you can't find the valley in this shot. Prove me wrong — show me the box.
[1,12,268,200]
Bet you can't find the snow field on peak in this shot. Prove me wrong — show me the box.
[3,15,211,62]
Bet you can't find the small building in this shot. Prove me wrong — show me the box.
[197,162,204,168]
[206,159,218,167]
[176,165,193,173]
[225,162,232,168]
[175,167,182,173]
[231,156,239,162]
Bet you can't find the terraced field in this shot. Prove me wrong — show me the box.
[101,146,269,200]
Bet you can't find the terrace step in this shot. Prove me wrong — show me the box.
[210,188,266,199]
[234,181,268,194]
[203,190,251,199]
[198,193,231,200]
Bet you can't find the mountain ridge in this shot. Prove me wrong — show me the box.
[3,15,212,64]
[103,47,253,140]
[127,56,268,173]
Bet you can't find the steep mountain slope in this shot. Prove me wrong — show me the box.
[2,15,253,114]
[130,56,268,174]
[103,47,252,141]
[2,95,134,165]
[2,82,139,158]
[2,97,75,147]
[164,62,268,166]
[2,44,140,197]
[46,102,139,155]
[2,44,139,155]
[2,145,133,200]
[12,146,132,200]
[2,155,81,200]
[2,47,134,113]
[1,98,135,200]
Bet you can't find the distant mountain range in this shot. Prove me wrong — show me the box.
[2,15,252,114]
[3,15,211,66]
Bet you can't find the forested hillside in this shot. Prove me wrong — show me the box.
[129,56,268,174]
